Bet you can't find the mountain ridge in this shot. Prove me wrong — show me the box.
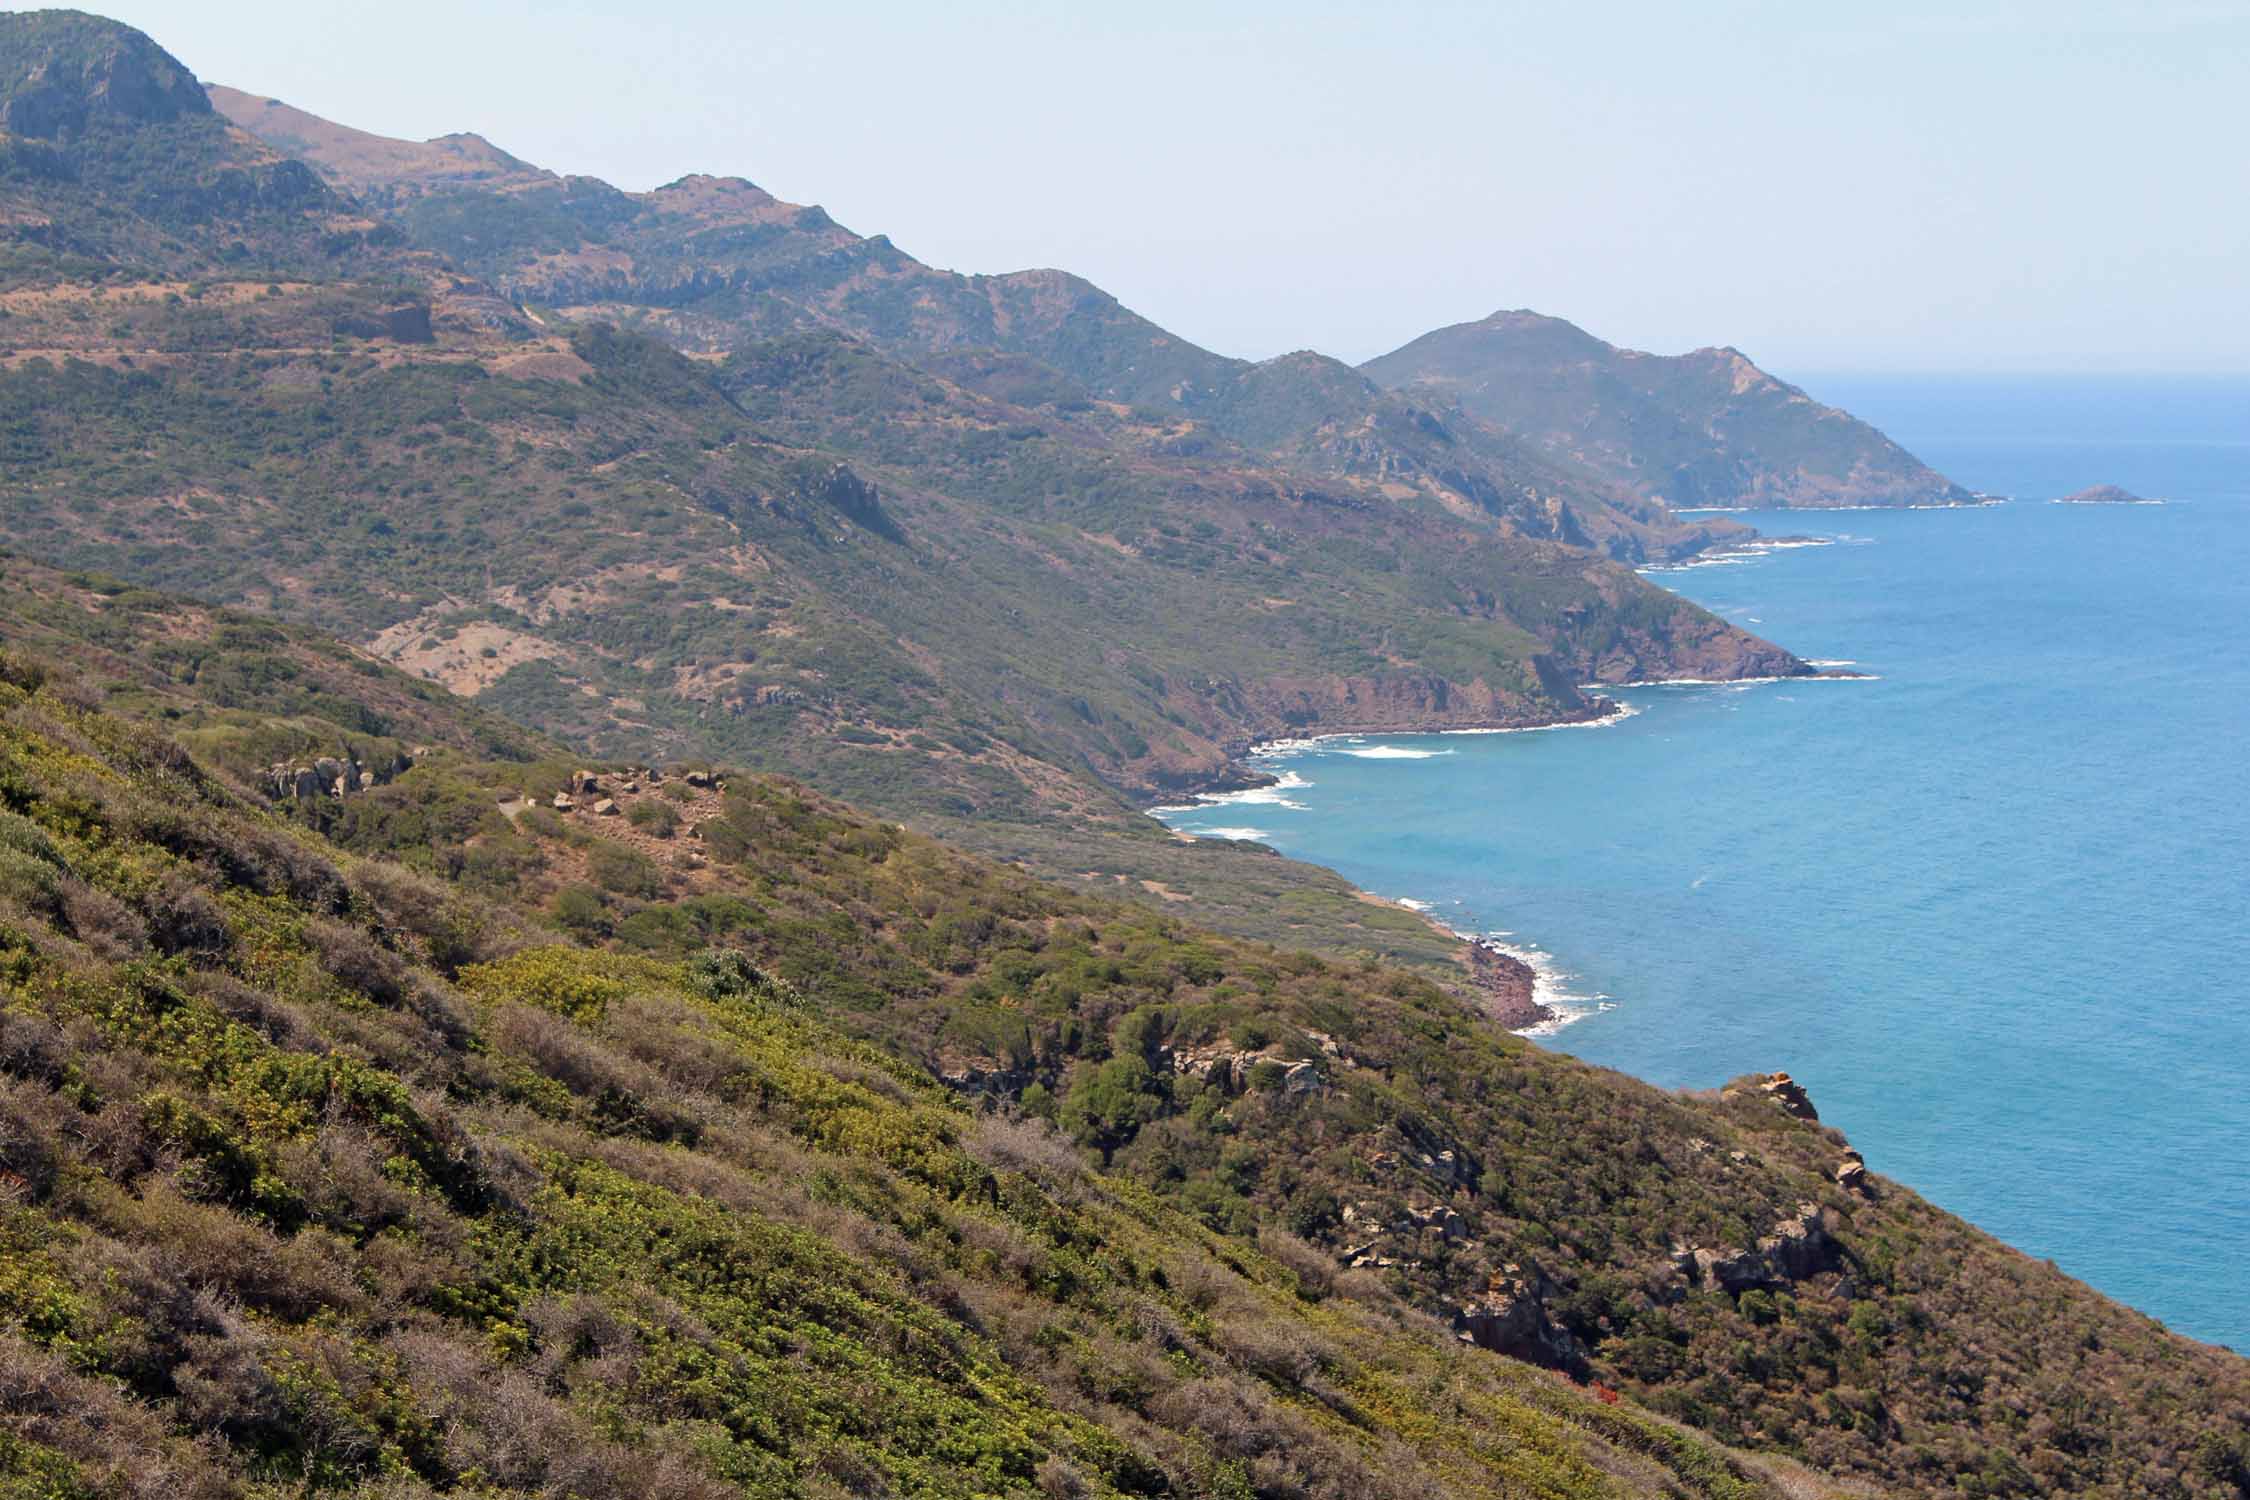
[193,87,1799,560]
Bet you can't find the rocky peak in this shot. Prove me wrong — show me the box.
[0,11,211,140]
[1458,308,1611,362]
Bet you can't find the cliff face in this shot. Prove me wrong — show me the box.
[1363,310,1974,510]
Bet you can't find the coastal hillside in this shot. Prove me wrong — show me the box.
[0,11,1809,954]
[1362,310,1975,510]
[5,619,2250,1497]
[0,640,1847,1500]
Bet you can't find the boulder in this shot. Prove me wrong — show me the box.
[552,793,576,812]
[592,798,618,816]
[1409,1203,1468,1242]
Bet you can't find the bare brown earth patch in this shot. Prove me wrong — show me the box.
[369,617,569,695]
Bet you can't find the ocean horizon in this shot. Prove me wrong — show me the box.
[1156,372,2250,1351]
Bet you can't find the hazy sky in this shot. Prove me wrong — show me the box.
[58,1,2250,373]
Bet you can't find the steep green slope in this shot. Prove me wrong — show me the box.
[5,631,2249,1498]
[0,641,1869,1500]
[1362,311,1974,510]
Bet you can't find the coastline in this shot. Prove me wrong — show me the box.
[1155,698,1658,1037]
[1152,653,1876,1034]
[1374,892,1612,1036]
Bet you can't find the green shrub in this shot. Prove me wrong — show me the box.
[624,798,678,837]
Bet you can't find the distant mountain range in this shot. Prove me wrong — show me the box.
[200,79,1971,518]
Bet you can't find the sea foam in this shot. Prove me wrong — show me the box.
[1340,744,1453,759]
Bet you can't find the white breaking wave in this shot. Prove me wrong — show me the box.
[1644,535,1841,575]
[1340,744,1454,759]
[1621,674,1796,688]
[1248,737,1325,758]
[1394,896,1435,912]
[1194,826,1271,842]
[1196,785,1307,809]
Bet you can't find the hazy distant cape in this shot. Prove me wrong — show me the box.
[1363,310,1976,510]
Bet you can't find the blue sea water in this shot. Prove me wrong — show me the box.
[1156,375,2250,1352]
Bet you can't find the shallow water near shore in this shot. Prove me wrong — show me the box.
[1155,374,2250,1351]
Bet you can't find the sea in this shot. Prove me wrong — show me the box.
[1154,374,2250,1352]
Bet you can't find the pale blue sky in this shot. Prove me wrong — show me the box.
[55,1,2250,372]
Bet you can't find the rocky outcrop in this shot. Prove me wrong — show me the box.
[1761,1071,1818,1121]
[1163,1040,1331,1099]
[1241,672,1567,736]
[777,461,903,544]
[1455,1264,1588,1373]
[265,752,400,801]
[1570,608,1807,685]
[1685,1203,1842,1293]
[2057,484,2155,505]
[934,1059,1038,1098]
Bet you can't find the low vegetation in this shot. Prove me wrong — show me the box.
[4,632,2247,1498]
[0,643,1877,1500]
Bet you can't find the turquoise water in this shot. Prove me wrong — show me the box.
[1157,376,2250,1351]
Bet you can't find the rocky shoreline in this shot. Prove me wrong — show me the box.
[1465,937,1556,1030]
